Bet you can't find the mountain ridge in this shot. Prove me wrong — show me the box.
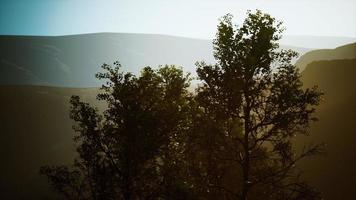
[295,43,356,71]
[0,32,316,87]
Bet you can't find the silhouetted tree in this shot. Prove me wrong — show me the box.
[41,10,323,200]
[41,63,194,200]
[186,10,323,200]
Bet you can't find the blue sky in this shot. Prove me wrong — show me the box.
[0,0,355,38]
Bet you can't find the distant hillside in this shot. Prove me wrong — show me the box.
[0,33,214,87]
[299,59,356,200]
[281,35,356,49]
[0,86,101,199]
[296,43,356,71]
[0,33,310,87]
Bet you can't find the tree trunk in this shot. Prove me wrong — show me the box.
[241,91,251,200]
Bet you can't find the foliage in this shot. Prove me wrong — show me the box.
[188,10,323,200]
[41,10,323,200]
[41,63,194,200]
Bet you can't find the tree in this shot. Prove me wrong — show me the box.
[187,10,323,199]
[41,10,323,200]
[40,63,194,200]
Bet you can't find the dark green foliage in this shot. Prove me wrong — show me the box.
[41,63,194,199]
[41,10,323,200]
[39,166,84,200]
[188,10,323,199]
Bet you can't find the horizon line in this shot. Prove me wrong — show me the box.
[1,31,355,40]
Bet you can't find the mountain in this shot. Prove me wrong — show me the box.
[0,33,214,87]
[298,59,356,200]
[0,33,311,87]
[0,86,101,199]
[0,33,210,87]
[280,35,356,49]
[2,34,354,88]
[295,43,356,71]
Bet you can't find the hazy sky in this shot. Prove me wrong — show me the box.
[0,0,355,38]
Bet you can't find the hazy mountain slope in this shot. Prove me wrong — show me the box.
[0,86,101,199]
[0,33,310,87]
[0,33,214,87]
[281,35,356,49]
[299,59,356,200]
[296,43,356,71]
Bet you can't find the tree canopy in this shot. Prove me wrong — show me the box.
[41,10,323,200]
[189,10,323,200]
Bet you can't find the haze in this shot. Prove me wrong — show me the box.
[1,0,355,38]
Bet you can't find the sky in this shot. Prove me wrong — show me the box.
[0,0,355,39]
